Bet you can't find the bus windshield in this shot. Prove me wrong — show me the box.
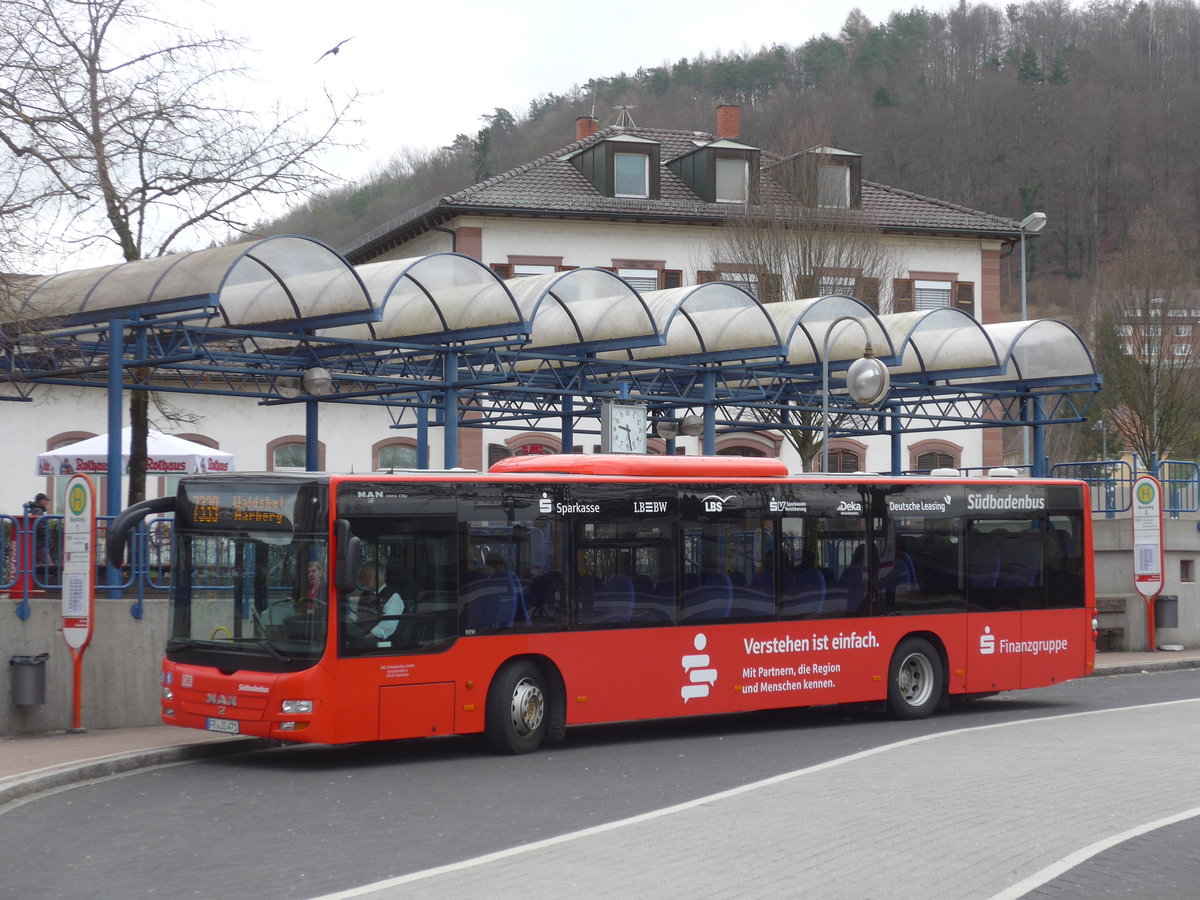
[167,478,328,672]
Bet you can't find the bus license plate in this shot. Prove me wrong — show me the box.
[206,717,240,735]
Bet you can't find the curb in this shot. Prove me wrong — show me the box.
[1091,658,1200,678]
[0,737,273,809]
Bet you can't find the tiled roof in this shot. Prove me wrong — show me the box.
[345,125,1022,260]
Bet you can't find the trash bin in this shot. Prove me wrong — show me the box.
[1156,594,1179,630]
[10,653,48,706]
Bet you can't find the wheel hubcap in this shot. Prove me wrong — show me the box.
[509,677,545,737]
[898,653,934,707]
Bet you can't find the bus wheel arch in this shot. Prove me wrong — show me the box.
[886,634,946,720]
[484,656,562,754]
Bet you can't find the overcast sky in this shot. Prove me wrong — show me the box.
[188,0,927,181]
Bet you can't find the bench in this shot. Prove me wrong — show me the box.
[1096,596,1127,651]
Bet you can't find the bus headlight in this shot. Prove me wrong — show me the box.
[281,700,313,714]
[162,687,174,701]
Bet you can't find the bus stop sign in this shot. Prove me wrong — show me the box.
[1132,473,1164,650]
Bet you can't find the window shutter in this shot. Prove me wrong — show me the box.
[697,270,719,284]
[661,269,683,289]
[858,277,881,310]
[954,281,975,314]
[892,278,914,313]
[758,273,782,303]
[490,263,513,279]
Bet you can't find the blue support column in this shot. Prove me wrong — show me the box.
[1032,396,1047,477]
[443,350,459,469]
[561,395,574,452]
[416,398,429,470]
[107,320,124,596]
[305,400,320,471]
[889,403,903,475]
[702,371,717,456]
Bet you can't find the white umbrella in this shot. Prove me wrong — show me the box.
[36,427,235,477]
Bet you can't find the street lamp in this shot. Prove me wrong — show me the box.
[1092,418,1107,462]
[1019,211,1047,467]
[1019,211,1047,322]
[821,315,891,472]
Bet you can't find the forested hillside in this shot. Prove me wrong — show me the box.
[263,0,1200,321]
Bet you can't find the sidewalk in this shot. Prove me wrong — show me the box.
[1,649,1198,809]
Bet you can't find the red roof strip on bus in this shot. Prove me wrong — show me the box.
[487,453,790,478]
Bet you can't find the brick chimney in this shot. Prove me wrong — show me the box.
[575,116,599,141]
[716,104,740,139]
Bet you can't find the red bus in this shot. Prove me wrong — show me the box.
[109,455,1095,754]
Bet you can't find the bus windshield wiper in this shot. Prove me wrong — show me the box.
[245,637,291,664]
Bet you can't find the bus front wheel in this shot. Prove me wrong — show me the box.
[485,660,548,754]
[887,637,943,720]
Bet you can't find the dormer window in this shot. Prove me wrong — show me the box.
[715,158,749,203]
[614,153,649,198]
[669,139,759,204]
[770,147,863,209]
[566,135,661,199]
[818,165,850,208]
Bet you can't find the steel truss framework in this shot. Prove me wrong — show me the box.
[2,240,1101,493]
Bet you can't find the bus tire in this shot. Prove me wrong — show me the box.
[485,659,548,754]
[887,637,943,720]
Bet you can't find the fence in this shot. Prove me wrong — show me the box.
[1050,459,1200,517]
[1,513,173,619]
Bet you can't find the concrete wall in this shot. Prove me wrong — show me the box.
[2,596,165,735]
[1094,515,1200,651]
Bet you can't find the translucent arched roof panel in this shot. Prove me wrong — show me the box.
[215,237,372,330]
[768,295,895,367]
[12,236,370,331]
[325,253,520,344]
[515,269,656,352]
[877,308,1000,377]
[600,283,782,364]
[980,320,1098,383]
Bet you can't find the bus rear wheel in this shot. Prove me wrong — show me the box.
[887,637,943,719]
[485,660,548,754]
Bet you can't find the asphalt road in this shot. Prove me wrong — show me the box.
[2,670,1198,899]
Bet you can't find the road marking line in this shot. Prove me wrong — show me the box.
[314,697,1200,899]
[991,805,1200,900]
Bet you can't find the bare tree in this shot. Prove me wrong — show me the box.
[1092,209,1200,469]
[0,0,357,503]
[707,136,898,470]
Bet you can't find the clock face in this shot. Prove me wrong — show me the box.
[606,402,647,454]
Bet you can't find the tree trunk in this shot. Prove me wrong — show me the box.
[127,376,148,506]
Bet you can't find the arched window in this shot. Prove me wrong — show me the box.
[268,436,325,471]
[379,445,417,469]
[827,448,861,473]
[487,443,511,468]
[916,450,955,472]
[373,438,419,471]
[908,439,962,473]
[717,446,765,457]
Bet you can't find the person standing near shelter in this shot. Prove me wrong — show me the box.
[27,493,53,584]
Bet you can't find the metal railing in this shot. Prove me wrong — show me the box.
[1050,459,1200,517]
[2,513,173,619]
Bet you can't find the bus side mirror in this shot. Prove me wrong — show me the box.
[334,519,361,594]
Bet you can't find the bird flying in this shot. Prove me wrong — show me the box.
[316,38,353,63]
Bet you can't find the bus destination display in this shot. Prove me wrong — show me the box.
[183,487,297,531]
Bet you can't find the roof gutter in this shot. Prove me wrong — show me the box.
[423,212,456,251]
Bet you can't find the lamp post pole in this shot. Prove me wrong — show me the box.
[821,315,891,472]
[1018,212,1047,468]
